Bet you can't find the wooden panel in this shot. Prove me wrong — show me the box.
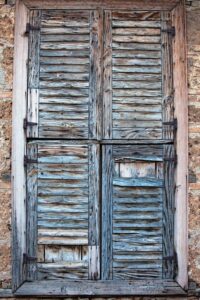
[28,10,41,88]
[27,89,39,137]
[38,262,88,280]
[38,245,88,280]
[37,245,45,262]
[113,144,163,160]
[111,11,163,140]
[101,145,113,279]
[88,246,100,280]
[12,0,29,291]
[112,145,164,279]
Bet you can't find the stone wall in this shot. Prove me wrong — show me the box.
[0,0,200,298]
[187,0,200,290]
[0,1,14,290]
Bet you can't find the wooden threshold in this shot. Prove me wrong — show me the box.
[15,280,186,296]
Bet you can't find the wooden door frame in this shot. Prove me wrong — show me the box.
[12,0,188,296]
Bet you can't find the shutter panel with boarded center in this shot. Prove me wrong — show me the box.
[26,141,100,280]
[25,8,176,285]
[102,144,176,280]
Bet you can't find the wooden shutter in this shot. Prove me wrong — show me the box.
[27,9,102,139]
[103,11,175,141]
[25,7,176,284]
[101,10,176,280]
[26,141,100,280]
[102,144,175,280]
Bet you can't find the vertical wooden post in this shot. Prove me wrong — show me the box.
[172,0,188,289]
[26,143,38,280]
[88,144,100,279]
[27,10,41,138]
[101,145,113,279]
[89,10,103,140]
[12,0,29,291]
[163,144,176,278]
[161,11,174,141]
[103,11,113,139]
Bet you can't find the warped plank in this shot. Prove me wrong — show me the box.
[113,66,161,74]
[40,73,89,81]
[112,20,161,28]
[112,27,160,36]
[112,50,161,59]
[113,177,163,187]
[40,57,89,65]
[112,129,162,140]
[112,144,163,158]
[112,11,161,21]
[112,42,161,51]
[40,42,90,50]
[113,58,161,66]
[112,35,161,43]
[40,49,89,57]
[41,27,90,34]
[41,34,90,42]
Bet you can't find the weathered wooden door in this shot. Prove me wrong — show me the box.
[25,8,176,281]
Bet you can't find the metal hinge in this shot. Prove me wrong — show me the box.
[23,253,37,264]
[162,26,175,37]
[163,255,174,261]
[163,119,177,130]
[24,155,37,165]
[24,23,40,36]
[23,119,37,130]
[163,252,178,279]
[163,155,177,164]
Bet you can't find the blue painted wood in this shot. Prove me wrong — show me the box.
[113,177,163,187]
